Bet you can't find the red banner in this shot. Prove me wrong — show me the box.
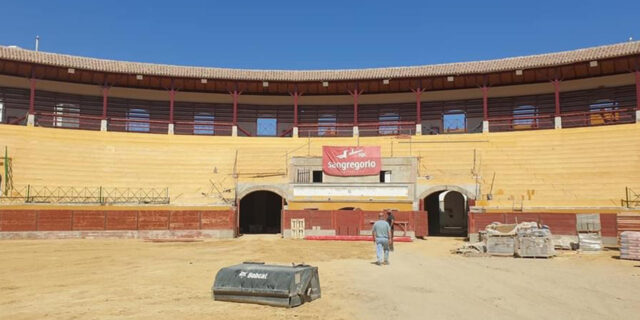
[322,146,381,176]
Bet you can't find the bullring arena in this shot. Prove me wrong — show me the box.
[1,42,640,319]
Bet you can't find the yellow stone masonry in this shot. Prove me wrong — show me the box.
[1,123,639,210]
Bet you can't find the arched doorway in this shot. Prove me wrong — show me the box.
[425,190,468,236]
[239,191,283,234]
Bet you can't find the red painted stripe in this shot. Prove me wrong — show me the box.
[304,235,412,242]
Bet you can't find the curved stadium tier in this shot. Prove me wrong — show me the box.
[0,42,639,242]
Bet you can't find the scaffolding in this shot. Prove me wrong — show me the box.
[0,185,170,205]
[2,146,13,196]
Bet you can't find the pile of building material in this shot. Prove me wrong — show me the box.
[620,231,640,261]
[577,214,602,251]
[515,226,555,258]
[485,223,518,256]
[455,222,555,258]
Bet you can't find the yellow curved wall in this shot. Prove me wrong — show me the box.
[1,123,639,210]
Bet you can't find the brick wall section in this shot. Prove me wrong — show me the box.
[73,211,106,230]
[105,211,138,230]
[600,214,618,237]
[38,211,73,231]
[283,210,428,237]
[469,212,618,236]
[283,211,334,230]
[0,209,235,232]
[138,211,170,230]
[201,211,236,229]
[0,211,37,231]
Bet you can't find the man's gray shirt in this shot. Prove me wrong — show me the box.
[372,220,391,239]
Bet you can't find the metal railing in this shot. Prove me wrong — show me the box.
[35,112,103,131]
[173,120,233,136]
[562,108,635,128]
[9,107,637,137]
[108,117,169,134]
[622,187,640,208]
[358,121,416,137]
[488,114,555,132]
[0,185,170,205]
[298,123,355,137]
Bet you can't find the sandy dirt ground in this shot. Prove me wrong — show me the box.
[1,236,639,320]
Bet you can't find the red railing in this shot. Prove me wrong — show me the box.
[34,112,103,131]
[298,123,354,137]
[108,117,169,134]
[173,120,233,136]
[358,121,416,137]
[488,114,555,132]
[8,114,28,125]
[279,127,294,137]
[236,125,252,137]
[561,108,635,128]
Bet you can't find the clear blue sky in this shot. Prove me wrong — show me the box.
[1,0,638,70]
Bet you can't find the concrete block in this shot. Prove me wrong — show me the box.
[554,116,562,129]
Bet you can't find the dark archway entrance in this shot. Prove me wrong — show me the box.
[239,191,282,234]
[425,190,468,236]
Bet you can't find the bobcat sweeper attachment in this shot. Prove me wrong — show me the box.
[212,262,321,308]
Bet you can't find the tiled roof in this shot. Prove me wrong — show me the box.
[1,42,638,81]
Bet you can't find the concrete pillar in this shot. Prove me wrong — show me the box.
[292,126,299,138]
[482,120,489,133]
[27,114,35,127]
[554,116,562,129]
[415,123,422,135]
[636,110,640,123]
[168,123,175,135]
[232,125,238,137]
[352,126,359,137]
[100,119,108,131]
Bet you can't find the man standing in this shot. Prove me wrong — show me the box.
[372,212,392,265]
[386,210,395,251]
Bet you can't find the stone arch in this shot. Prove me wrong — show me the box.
[236,185,287,202]
[238,190,283,234]
[417,185,476,201]
[420,185,472,236]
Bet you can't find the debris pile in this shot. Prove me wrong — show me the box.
[454,222,555,258]
[620,231,640,261]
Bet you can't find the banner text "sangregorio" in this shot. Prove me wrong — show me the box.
[326,160,377,171]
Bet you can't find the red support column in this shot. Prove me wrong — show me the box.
[29,78,36,114]
[169,88,175,123]
[348,88,364,125]
[411,88,425,123]
[290,90,302,126]
[635,70,640,111]
[101,86,109,119]
[553,79,561,116]
[230,90,240,125]
[482,86,489,120]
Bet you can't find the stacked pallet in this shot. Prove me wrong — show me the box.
[617,213,640,235]
[620,231,640,261]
